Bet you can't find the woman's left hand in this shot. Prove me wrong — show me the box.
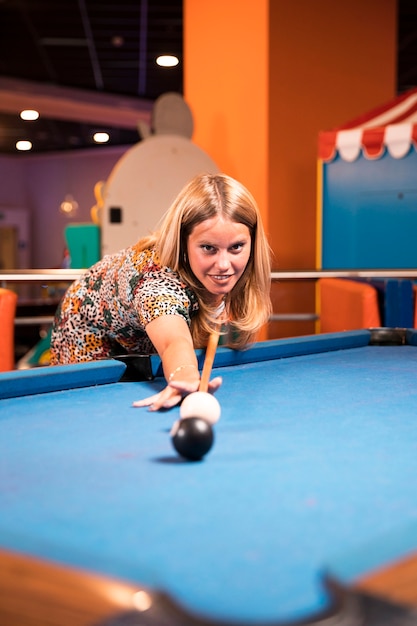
[132,376,223,412]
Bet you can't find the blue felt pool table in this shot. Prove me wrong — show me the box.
[1,328,417,625]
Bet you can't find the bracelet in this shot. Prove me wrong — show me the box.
[168,364,199,383]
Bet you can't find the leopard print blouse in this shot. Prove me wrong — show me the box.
[50,245,199,364]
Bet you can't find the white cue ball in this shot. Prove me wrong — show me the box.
[180,391,221,425]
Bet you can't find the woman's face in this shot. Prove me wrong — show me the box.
[186,215,252,303]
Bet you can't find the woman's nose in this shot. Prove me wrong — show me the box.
[215,251,231,270]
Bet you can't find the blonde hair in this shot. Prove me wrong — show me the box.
[136,173,272,349]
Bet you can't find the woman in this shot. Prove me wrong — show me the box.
[50,173,272,410]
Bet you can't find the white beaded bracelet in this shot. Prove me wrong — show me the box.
[168,364,198,383]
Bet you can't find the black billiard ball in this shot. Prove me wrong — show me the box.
[171,417,214,461]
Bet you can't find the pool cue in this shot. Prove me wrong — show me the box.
[198,329,220,393]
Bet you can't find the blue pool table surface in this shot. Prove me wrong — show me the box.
[1,329,417,624]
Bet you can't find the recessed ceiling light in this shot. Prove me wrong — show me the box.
[93,132,110,144]
[20,110,39,121]
[156,55,179,67]
[16,140,32,151]
[111,35,124,47]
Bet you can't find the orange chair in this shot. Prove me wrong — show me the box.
[0,287,18,371]
[318,278,381,334]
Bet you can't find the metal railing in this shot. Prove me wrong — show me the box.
[2,268,417,326]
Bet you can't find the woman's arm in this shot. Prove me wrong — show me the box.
[132,315,222,411]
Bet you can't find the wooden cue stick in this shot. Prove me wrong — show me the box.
[198,330,220,393]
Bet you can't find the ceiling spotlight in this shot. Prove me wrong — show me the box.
[20,110,39,121]
[156,55,179,67]
[93,132,110,144]
[16,140,32,151]
[111,35,124,47]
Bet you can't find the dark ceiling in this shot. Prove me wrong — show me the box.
[0,0,183,153]
[0,0,416,155]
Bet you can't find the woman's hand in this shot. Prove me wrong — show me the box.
[133,316,222,411]
[132,376,223,412]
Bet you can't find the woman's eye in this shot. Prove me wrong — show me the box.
[199,242,247,253]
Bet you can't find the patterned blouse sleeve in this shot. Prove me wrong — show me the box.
[134,267,197,328]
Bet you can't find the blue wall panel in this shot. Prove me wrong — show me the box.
[322,148,417,269]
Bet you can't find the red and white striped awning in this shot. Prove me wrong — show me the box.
[318,88,417,162]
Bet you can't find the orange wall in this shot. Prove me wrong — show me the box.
[183,0,270,233]
[268,0,397,337]
[268,0,397,269]
[184,0,397,338]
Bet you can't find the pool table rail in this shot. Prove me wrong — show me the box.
[1,547,414,626]
[3,328,417,401]
[166,327,417,375]
[0,359,126,400]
